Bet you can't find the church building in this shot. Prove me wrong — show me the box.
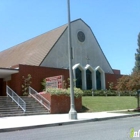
[0,19,122,96]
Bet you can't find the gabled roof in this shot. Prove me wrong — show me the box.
[0,24,67,68]
[0,18,113,73]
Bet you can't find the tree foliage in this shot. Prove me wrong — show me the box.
[133,33,140,72]
[116,75,130,91]
[110,33,140,92]
[116,71,140,91]
[22,74,32,95]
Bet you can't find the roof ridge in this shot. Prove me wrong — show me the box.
[0,18,83,54]
[0,23,68,53]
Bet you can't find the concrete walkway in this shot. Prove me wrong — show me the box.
[0,111,139,132]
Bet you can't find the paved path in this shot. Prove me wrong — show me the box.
[0,111,139,132]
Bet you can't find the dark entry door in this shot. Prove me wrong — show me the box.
[0,79,4,96]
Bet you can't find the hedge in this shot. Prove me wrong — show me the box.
[82,90,137,96]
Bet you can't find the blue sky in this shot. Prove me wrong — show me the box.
[0,0,140,75]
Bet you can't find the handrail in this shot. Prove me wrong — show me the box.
[29,86,50,111]
[6,86,26,112]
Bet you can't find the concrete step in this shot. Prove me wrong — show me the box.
[21,96,49,115]
[0,96,50,117]
[0,96,24,117]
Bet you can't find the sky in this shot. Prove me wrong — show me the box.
[0,0,140,75]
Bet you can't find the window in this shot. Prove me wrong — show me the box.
[75,68,82,89]
[86,69,92,90]
[96,70,101,90]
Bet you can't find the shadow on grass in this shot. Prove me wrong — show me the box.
[80,105,90,112]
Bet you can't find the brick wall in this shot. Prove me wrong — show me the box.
[112,69,121,75]
[6,64,123,95]
[105,73,123,89]
[8,64,69,95]
[42,93,82,114]
[7,73,21,94]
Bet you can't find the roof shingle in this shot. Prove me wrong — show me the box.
[0,24,67,68]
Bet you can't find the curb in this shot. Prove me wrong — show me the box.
[0,113,140,133]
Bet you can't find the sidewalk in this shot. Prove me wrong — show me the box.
[0,111,139,132]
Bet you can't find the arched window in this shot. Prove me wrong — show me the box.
[73,63,86,90]
[95,66,106,90]
[86,69,92,90]
[96,70,101,90]
[85,64,96,90]
[75,68,82,89]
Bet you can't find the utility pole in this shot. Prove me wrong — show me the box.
[67,0,77,120]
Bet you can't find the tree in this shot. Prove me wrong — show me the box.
[128,71,140,91]
[116,75,130,91]
[116,71,140,91]
[22,74,32,95]
[133,33,140,72]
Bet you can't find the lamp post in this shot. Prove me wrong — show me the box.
[137,90,140,109]
[67,0,77,120]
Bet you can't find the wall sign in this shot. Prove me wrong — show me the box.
[46,75,63,88]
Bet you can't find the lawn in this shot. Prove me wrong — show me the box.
[82,96,137,112]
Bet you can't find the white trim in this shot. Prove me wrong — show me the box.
[95,66,106,89]
[73,63,86,90]
[73,64,106,90]
[85,64,96,90]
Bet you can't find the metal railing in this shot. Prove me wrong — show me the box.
[6,86,26,112]
[29,86,50,112]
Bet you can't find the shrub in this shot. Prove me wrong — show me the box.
[41,79,46,91]
[46,87,83,98]
[46,88,136,97]
[67,87,83,98]
[22,74,32,96]
[82,90,92,96]
[82,90,136,96]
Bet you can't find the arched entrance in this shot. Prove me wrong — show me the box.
[75,68,82,89]
[96,70,101,90]
[86,69,92,90]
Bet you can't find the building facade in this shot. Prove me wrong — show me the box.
[0,19,122,96]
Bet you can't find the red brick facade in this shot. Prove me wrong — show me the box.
[7,65,69,96]
[105,73,123,89]
[42,93,82,113]
[0,64,123,96]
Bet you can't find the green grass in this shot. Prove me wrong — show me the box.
[82,96,137,112]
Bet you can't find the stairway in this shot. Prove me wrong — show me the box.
[0,96,23,117]
[21,96,49,116]
[0,96,49,117]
